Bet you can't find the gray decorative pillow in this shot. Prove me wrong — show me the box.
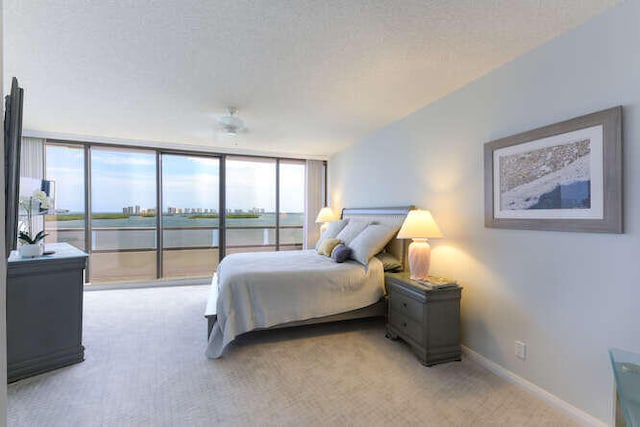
[317,238,342,257]
[349,224,399,266]
[335,220,370,246]
[315,219,349,250]
[331,244,352,263]
[375,252,403,272]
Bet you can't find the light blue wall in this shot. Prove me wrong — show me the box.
[329,1,639,423]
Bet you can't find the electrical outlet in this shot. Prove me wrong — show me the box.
[514,341,526,360]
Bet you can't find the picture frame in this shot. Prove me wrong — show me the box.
[484,106,622,233]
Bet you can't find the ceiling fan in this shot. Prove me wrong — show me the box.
[217,106,248,135]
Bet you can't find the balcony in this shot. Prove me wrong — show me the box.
[46,225,303,284]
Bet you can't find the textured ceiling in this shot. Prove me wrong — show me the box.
[4,0,620,158]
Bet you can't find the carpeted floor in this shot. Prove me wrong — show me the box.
[8,285,575,426]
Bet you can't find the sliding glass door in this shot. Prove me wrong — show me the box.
[225,157,277,255]
[161,154,220,279]
[278,160,305,250]
[89,147,157,283]
[44,143,86,250]
[42,141,317,284]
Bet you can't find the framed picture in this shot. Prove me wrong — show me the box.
[484,106,622,233]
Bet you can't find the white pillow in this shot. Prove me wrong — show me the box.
[335,220,370,246]
[349,224,399,265]
[315,219,349,250]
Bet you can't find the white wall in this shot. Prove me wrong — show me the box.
[329,1,639,423]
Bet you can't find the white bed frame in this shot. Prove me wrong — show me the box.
[205,206,413,337]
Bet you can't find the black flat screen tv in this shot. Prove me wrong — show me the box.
[4,77,24,256]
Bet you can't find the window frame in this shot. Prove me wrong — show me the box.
[44,139,323,283]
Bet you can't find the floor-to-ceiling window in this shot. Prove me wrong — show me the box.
[44,144,86,250]
[225,157,277,255]
[43,140,317,284]
[162,154,220,279]
[278,160,305,251]
[89,147,158,283]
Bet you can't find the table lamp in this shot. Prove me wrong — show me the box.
[397,209,443,281]
[315,207,336,232]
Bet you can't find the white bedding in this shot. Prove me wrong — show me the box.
[205,249,384,358]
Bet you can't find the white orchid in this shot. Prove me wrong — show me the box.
[34,190,51,209]
[18,189,53,245]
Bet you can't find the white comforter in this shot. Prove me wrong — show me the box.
[206,250,384,358]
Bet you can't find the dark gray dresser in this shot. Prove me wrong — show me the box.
[385,272,462,366]
[7,242,88,382]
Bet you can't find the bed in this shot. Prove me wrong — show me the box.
[205,206,412,358]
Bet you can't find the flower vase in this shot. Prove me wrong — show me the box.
[19,243,44,258]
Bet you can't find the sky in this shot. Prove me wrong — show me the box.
[45,146,305,213]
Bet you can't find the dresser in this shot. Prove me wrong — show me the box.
[7,242,88,382]
[385,272,462,366]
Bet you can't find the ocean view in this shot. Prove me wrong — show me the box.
[42,141,307,282]
[48,212,304,228]
[46,212,305,250]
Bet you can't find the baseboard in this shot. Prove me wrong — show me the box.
[462,346,607,427]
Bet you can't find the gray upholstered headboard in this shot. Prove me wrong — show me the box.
[341,206,414,270]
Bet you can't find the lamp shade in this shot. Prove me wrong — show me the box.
[397,209,443,239]
[315,207,336,223]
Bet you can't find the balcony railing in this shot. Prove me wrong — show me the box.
[45,225,303,283]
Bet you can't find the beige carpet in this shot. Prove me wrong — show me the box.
[8,285,575,426]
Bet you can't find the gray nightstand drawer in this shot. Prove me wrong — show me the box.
[389,310,424,346]
[389,289,424,322]
[385,272,462,366]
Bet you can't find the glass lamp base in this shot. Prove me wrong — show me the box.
[408,240,431,281]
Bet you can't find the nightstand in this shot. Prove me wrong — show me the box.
[385,272,462,366]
